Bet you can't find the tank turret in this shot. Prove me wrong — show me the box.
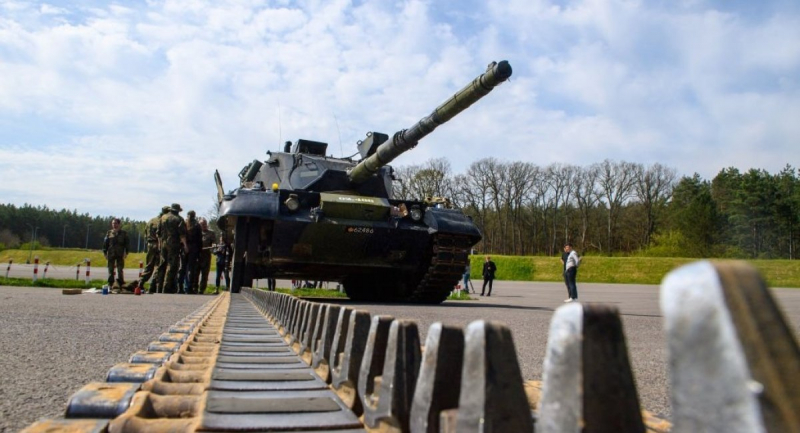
[348,60,512,184]
[217,60,513,304]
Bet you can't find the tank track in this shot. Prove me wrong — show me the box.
[408,233,471,303]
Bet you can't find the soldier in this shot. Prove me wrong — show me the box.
[103,218,129,287]
[139,206,169,294]
[152,205,171,293]
[183,210,202,294]
[197,218,216,295]
[214,231,232,293]
[156,203,188,294]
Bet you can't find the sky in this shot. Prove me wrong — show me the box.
[1,0,798,221]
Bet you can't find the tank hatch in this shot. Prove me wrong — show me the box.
[293,139,328,156]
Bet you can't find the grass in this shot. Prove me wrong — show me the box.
[470,255,800,288]
[0,248,222,271]
[274,287,348,298]
[0,277,105,289]
[3,248,798,288]
[447,290,475,301]
[1,248,148,268]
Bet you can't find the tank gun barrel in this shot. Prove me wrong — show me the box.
[348,60,512,184]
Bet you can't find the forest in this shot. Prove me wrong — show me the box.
[1,160,798,260]
[393,159,799,259]
[0,205,147,254]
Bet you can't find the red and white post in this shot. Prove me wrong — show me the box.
[5,259,11,279]
[138,261,143,280]
[33,256,39,282]
[43,261,50,279]
[76,263,81,280]
[84,259,91,285]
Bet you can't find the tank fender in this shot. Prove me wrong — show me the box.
[423,208,482,239]
[218,189,280,218]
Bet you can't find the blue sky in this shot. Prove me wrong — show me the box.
[1,0,798,221]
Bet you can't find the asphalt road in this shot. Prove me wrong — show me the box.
[1,281,798,431]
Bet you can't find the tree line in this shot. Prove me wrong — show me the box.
[0,204,146,254]
[1,160,797,260]
[393,159,800,259]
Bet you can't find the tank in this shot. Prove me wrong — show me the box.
[216,60,512,303]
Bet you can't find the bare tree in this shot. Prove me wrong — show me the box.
[634,163,677,247]
[544,163,578,254]
[506,162,539,254]
[392,164,421,200]
[596,159,642,254]
[396,158,454,201]
[464,158,503,252]
[573,165,602,251]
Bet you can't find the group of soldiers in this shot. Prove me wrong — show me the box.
[137,203,231,294]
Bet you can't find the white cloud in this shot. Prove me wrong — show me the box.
[0,0,798,220]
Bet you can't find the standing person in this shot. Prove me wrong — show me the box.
[103,218,129,288]
[267,275,276,291]
[139,206,168,293]
[214,232,232,293]
[182,210,202,294]
[156,203,188,294]
[480,255,497,297]
[560,244,570,301]
[463,263,472,293]
[152,206,171,292]
[197,218,215,295]
[563,243,580,302]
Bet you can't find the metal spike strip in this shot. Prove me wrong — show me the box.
[23,261,800,433]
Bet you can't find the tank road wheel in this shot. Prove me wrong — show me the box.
[230,218,254,293]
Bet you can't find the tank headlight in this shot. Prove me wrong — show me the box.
[285,194,300,212]
[410,205,422,221]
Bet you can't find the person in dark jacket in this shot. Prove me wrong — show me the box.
[214,232,232,293]
[481,255,497,296]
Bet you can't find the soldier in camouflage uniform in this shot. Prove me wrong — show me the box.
[138,206,169,293]
[156,203,188,294]
[183,210,202,294]
[197,218,216,295]
[103,218,130,287]
[152,206,172,293]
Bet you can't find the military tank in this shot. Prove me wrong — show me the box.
[216,60,512,303]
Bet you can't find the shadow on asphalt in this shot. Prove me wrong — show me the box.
[303,297,663,318]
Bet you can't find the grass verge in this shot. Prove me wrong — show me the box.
[275,288,348,298]
[0,277,105,289]
[469,255,800,288]
[3,249,798,288]
[447,290,475,301]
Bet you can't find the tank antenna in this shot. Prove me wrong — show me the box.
[277,101,283,150]
[334,113,343,157]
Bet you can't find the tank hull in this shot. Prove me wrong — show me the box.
[218,188,480,303]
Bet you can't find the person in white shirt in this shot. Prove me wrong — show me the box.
[563,243,580,302]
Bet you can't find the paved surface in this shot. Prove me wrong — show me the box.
[1,281,798,431]
[317,280,800,420]
[0,287,211,432]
